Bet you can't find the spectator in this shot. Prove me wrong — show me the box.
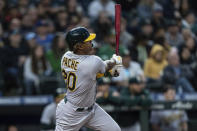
[78,17,91,29]
[93,11,113,42]
[120,17,133,48]
[161,0,180,19]
[182,12,197,35]
[24,45,52,95]
[46,33,67,73]
[150,85,188,131]
[112,50,144,87]
[66,0,83,17]
[96,77,120,105]
[129,34,151,66]
[137,0,162,19]
[184,37,197,58]
[151,4,166,29]
[9,18,22,33]
[88,0,115,19]
[181,28,195,42]
[1,30,27,95]
[54,10,68,32]
[0,0,6,22]
[120,76,151,131]
[165,20,184,47]
[21,13,34,33]
[153,27,171,57]
[97,31,127,60]
[144,44,168,81]
[24,32,37,54]
[162,48,195,93]
[17,0,30,16]
[4,6,21,25]
[140,18,154,42]
[65,0,83,29]
[35,20,54,51]
[26,7,38,25]
[40,88,65,130]
[179,45,193,65]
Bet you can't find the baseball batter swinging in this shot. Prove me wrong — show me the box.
[55,27,122,131]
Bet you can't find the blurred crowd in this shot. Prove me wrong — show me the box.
[0,0,197,130]
[0,0,196,96]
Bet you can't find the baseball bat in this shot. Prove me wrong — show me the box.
[115,4,121,55]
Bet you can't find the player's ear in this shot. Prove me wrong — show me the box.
[74,43,83,52]
[77,43,85,50]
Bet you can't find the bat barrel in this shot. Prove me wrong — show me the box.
[115,4,121,55]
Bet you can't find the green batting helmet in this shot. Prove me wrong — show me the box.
[65,27,96,51]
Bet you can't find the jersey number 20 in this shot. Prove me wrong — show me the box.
[62,69,77,91]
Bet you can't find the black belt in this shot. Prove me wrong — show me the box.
[64,98,94,112]
[76,104,94,112]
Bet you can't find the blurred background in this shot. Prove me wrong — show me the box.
[0,0,197,131]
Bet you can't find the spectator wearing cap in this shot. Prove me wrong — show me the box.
[1,30,27,95]
[150,85,188,131]
[144,44,168,82]
[40,88,65,130]
[120,76,151,107]
[96,77,121,106]
[112,50,144,87]
[35,20,54,51]
[119,76,151,131]
[151,4,166,29]
[165,20,184,47]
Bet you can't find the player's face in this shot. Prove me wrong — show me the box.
[82,41,93,54]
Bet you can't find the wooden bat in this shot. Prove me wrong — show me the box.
[115,4,121,55]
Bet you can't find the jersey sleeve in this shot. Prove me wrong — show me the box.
[93,56,106,74]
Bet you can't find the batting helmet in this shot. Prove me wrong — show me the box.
[65,27,96,51]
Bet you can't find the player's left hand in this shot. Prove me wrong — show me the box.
[111,54,122,65]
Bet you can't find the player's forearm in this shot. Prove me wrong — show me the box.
[104,60,116,71]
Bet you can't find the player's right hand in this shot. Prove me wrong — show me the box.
[111,54,122,65]
[109,64,122,77]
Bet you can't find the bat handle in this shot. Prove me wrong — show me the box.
[116,33,119,55]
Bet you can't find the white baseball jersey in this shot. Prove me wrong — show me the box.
[61,51,106,107]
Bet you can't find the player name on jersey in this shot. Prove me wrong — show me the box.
[62,57,79,70]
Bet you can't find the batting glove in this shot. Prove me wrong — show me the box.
[109,64,122,77]
[111,54,122,65]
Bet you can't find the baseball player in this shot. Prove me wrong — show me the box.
[55,27,122,131]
